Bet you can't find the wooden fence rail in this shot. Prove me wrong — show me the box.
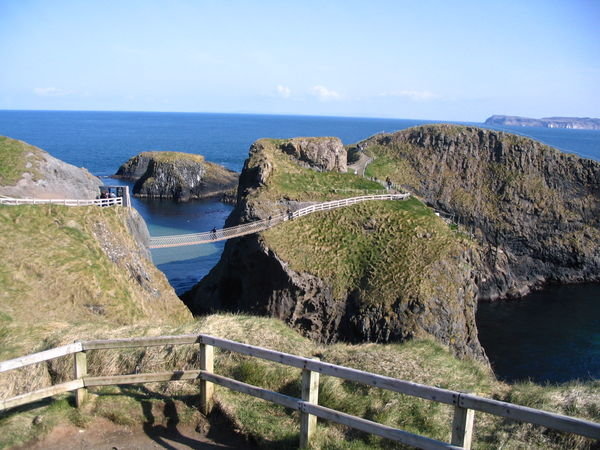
[1,334,599,449]
[0,196,123,207]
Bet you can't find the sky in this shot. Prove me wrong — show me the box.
[0,0,598,121]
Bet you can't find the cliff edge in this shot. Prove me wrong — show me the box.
[183,136,485,361]
[356,124,600,300]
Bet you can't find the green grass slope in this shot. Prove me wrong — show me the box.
[0,204,191,361]
[0,136,44,185]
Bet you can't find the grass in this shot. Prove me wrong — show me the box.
[247,139,383,203]
[0,204,190,363]
[0,136,44,185]
[263,197,469,307]
[1,314,598,449]
[137,151,205,164]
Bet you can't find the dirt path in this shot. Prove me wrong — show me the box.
[347,152,372,176]
[19,415,253,450]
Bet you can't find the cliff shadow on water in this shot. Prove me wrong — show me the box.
[477,283,600,384]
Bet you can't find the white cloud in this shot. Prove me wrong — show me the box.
[33,87,72,97]
[379,90,437,101]
[309,85,341,101]
[276,85,292,98]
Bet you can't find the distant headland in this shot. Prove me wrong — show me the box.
[485,115,600,130]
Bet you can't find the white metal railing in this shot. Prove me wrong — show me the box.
[0,197,123,207]
[148,193,410,248]
[1,334,599,449]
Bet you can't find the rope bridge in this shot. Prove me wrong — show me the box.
[149,193,410,249]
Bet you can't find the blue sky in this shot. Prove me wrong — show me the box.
[0,0,598,121]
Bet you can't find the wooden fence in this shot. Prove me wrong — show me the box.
[1,334,599,449]
[0,196,123,207]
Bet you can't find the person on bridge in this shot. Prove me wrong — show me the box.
[211,227,217,240]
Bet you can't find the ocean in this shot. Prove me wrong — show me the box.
[0,109,598,383]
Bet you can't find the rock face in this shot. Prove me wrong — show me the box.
[356,124,600,300]
[116,151,238,202]
[280,137,347,172]
[0,136,102,199]
[485,115,600,130]
[182,137,486,361]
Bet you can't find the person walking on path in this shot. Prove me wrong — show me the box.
[385,176,392,190]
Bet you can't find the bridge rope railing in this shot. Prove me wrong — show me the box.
[148,193,410,248]
[0,196,123,207]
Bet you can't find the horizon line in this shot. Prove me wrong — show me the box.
[0,108,484,124]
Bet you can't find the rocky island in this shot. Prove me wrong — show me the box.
[485,115,600,130]
[183,135,486,361]
[354,124,600,300]
[115,151,238,201]
[183,125,600,362]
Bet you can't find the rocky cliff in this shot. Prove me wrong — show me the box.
[279,137,347,172]
[0,136,102,199]
[485,115,600,130]
[116,151,238,201]
[183,137,486,361]
[355,124,600,300]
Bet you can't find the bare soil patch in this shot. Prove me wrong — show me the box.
[17,414,253,450]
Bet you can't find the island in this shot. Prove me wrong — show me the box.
[485,115,600,130]
[115,151,238,202]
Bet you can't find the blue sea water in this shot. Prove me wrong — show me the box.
[0,110,598,383]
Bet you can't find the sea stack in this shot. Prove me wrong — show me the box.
[115,151,238,201]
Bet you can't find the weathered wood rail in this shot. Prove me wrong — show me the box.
[0,196,123,207]
[1,334,599,449]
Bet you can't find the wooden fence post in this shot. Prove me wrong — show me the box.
[199,343,214,415]
[300,358,320,449]
[451,402,475,449]
[73,350,87,408]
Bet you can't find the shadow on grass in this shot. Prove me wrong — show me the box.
[97,384,257,449]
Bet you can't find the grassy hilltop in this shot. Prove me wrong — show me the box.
[186,137,484,360]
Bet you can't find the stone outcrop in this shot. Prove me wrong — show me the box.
[182,137,486,361]
[116,151,238,202]
[485,115,600,130]
[279,137,347,172]
[355,124,600,300]
[0,136,102,199]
